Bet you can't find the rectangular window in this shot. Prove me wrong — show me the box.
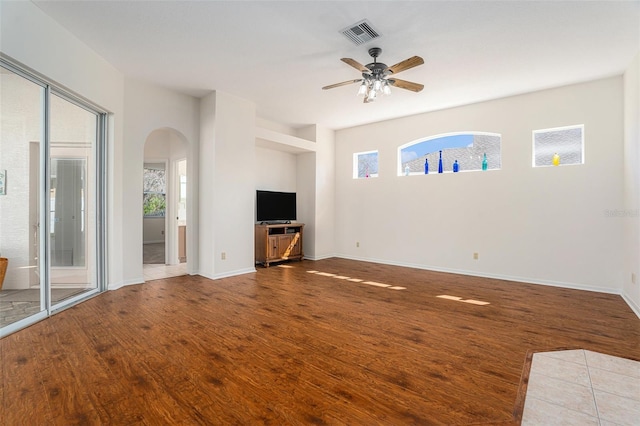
[143,165,166,217]
[533,125,584,167]
[353,150,378,179]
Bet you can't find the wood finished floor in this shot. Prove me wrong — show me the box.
[2,258,639,425]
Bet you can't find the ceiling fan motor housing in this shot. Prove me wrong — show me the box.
[365,63,388,76]
[365,47,389,76]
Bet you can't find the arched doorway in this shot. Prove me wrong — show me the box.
[142,128,189,281]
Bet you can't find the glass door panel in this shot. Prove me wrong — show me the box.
[1,59,106,337]
[48,93,98,307]
[0,66,46,328]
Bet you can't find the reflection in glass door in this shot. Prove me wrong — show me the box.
[49,93,98,307]
[0,59,106,336]
[0,65,46,329]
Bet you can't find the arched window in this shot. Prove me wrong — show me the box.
[398,132,501,175]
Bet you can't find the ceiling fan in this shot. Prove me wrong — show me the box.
[322,47,424,103]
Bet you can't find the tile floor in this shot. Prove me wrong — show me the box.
[0,288,91,328]
[522,349,640,425]
[143,263,188,281]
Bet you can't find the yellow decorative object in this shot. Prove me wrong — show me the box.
[552,153,560,166]
[0,257,7,290]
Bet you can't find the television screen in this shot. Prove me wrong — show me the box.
[256,190,297,222]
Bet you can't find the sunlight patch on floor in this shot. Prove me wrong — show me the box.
[463,299,490,305]
[306,270,405,290]
[362,281,391,288]
[436,294,490,305]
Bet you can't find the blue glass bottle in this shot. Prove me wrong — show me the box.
[453,160,459,173]
[482,153,488,171]
[424,158,429,174]
[438,150,443,174]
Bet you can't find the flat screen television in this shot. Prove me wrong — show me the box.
[256,190,297,223]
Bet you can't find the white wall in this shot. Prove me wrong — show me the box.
[256,117,298,137]
[0,1,125,289]
[199,91,256,279]
[314,125,336,260]
[297,152,316,257]
[623,53,640,314]
[143,218,165,244]
[255,147,297,194]
[254,123,336,260]
[335,77,624,293]
[199,94,216,278]
[294,125,336,260]
[122,77,200,285]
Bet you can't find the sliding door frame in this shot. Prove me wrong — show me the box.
[0,55,109,336]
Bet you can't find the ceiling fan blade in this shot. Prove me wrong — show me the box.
[388,78,424,92]
[322,79,363,90]
[341,58,369,72]
[386,56,424,74]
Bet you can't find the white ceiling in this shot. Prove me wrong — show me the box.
[33,1,640,130]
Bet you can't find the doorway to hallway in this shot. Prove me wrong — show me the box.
[142,129,189,281]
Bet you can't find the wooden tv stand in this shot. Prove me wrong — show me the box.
[255,223,304,267]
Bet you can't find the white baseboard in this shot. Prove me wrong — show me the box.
[334,254,620,295]
[621,292,640,319]
[303,253,335,261]
[199,267,256,281]
[108,277,144,291]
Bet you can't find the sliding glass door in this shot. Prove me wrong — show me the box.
[0,59,107,335]
[48,93,99,307]
[0,65,46,329]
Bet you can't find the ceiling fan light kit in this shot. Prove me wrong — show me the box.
[322,47,425,103]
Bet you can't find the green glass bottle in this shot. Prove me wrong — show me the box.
[482,153,488,171]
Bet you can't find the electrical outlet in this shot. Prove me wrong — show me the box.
[356,242,360,248]
[473,252,479,260]
[221,252,226,260]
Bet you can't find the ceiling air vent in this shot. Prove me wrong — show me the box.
[340,19,381,46]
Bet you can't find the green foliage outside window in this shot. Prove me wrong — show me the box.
[143,193,166,217]
[143,167,166,217]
